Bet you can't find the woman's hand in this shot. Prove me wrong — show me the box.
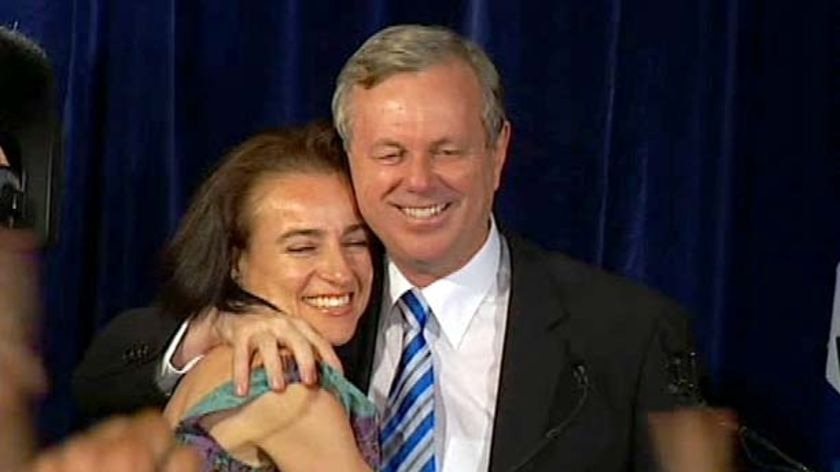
[174,306,342,396]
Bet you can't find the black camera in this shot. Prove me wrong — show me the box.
[0,26,62,243]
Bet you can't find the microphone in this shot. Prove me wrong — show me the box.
[0,26,62,244]
[708,410,814,472]
[509,355,590,472]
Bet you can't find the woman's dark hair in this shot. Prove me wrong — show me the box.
[158,120,351,321]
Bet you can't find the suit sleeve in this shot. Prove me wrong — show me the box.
[72,307,180,419]
[633,302,704,470]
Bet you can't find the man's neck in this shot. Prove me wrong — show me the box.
[394,262,458,289]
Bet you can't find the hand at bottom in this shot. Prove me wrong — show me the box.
[29,410,200,472]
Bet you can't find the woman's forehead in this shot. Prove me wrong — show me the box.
[245,172,360,230]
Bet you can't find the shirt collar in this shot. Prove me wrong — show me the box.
[387,219,502,348]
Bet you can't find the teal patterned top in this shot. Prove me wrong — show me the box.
[176,363,380,471]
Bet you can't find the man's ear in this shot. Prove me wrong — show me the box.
[491,120,512,190]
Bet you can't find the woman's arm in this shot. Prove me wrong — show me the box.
[165,347,372,472]
[162,346,232,426]
[221,385,372,472]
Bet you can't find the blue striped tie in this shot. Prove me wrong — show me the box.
[380,289,436,472]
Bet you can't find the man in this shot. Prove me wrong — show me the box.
[75,25,701,471]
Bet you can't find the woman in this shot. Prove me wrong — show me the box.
[160,122,377,471]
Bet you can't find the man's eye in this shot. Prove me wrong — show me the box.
[374,150,402,162]
[287,246,315,254]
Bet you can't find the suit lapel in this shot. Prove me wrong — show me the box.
[489,235,613,472]
[352,233,613,470]
[489,235,571,471]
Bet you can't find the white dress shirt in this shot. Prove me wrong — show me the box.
[158,319,202,393]
[369,221,511,472]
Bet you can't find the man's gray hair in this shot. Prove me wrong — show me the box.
[331,24,507,147]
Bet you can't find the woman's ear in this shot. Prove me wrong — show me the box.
[231,247,244,282]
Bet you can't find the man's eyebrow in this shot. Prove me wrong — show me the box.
[429,138,457,148]
[371,139,404,149]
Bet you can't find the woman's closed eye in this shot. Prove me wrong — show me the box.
[343,239,369,250]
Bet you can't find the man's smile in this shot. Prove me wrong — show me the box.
[394,202,451,220]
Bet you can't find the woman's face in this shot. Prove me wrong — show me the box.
[236,172,373,345]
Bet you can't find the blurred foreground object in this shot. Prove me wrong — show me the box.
[27,410,200,472]
[0,229,43,470]
[649,408,737,472]
[0,229,199,471]
[650,407,816,472]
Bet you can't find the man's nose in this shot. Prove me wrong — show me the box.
[405,154,434,192]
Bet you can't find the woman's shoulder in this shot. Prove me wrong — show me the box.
[239,363,375,431]
[238,381,348,434]
[192,345,236,380]
[163,346,235,424]
[237,385,373,471]
[167,352,379,470]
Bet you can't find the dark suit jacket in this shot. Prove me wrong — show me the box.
[73,232,700,471]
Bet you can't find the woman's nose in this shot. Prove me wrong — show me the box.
[320,247,352,284]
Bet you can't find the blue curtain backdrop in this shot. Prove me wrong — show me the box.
[1,0,837,469]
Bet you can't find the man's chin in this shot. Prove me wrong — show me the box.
[389,243,465,280]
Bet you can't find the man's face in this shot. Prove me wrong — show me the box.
[346,60,510,287]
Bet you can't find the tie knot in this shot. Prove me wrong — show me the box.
[400,289,430,330]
